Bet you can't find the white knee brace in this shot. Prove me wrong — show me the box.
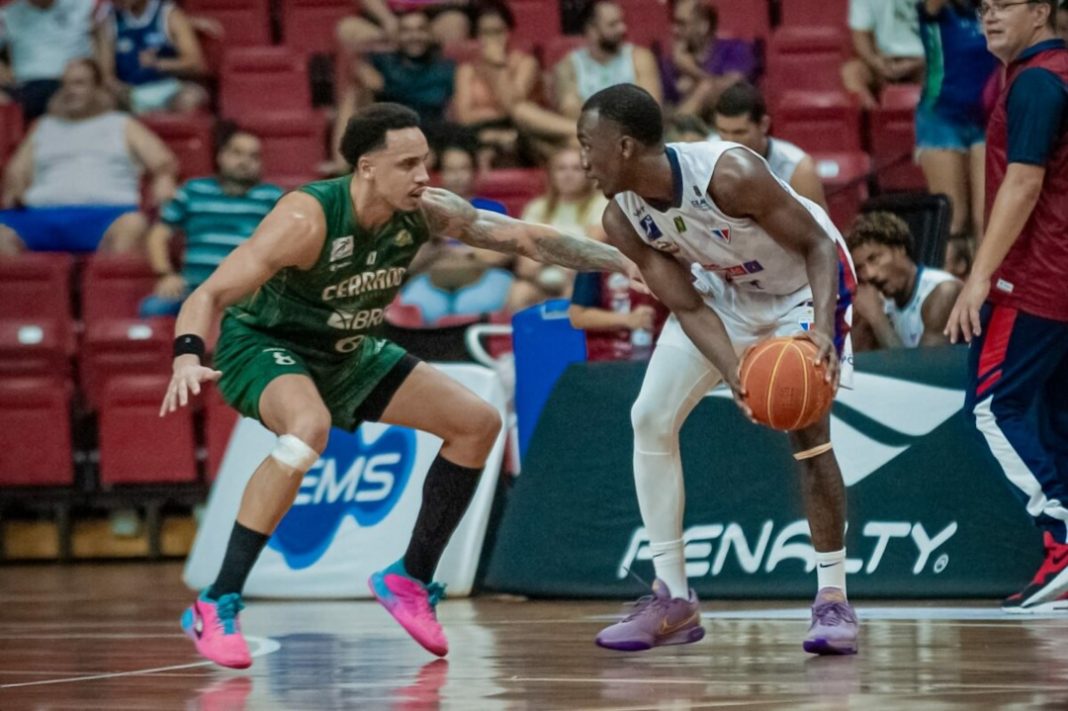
[270,434,320,471]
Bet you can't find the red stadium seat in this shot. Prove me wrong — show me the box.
[220,47,312,120]
[0,102,24,163]
[870,84,926,191]
[0,252,74,353]
[80,317,173,410]
[281,0,354,54]
[718,1,772,40]
[240,112,327,190]
[139,113,216,180]
[616,0,670,51]
[183,0,272,47]
[0,378,74,487]
[774,90,863,152]
[475,168,545,217]
[765,27,848,105]
[508,0,563,52]
[780,0,849,30]
[386,300,425,328]
[0,320,71,382]
[813,151,872,230]
[203,382,240,481]
[81,254,157,325]
[98,375,198,485]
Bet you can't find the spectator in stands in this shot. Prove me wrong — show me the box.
[569,268,669,361]
[436,141,507,214]
[842,0,926,109]
[335,9,456,161]
[552,1,662,119]
[847,211,962,350]
[666,113,714,143]
[97,0,208,115]
[398,142,514,323]
[139,126,283,317]
[452,1,540,168]
[0,59,176,255]
[521,146,607,238]
[662,0,758,120]
[916,0,998,237]
[943,232,974,280]
[713,82,828,209]
[0,0,104,122]
[338,0,471,52]
[1058,0,1068,42]
[510,147,607,310]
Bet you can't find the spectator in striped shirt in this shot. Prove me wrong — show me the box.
[139,126,283,317]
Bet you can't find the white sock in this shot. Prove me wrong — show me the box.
[815,548,847,595]
[649,538,688,599]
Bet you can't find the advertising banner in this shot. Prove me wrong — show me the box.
[483,347,1042,598]
[184,364,507,598]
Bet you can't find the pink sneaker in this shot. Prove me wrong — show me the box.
[181,591,252,669]
[369,561,448,657]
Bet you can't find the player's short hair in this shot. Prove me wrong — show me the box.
[340,103,422,165]
[847,211,915,261]
[714,82,767,123]
[582,83,664,146]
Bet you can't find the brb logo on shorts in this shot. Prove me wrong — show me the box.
[268,426,417,569]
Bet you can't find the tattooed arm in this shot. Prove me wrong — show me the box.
[419,187,630,273]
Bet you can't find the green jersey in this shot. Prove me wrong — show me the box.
[226,175,431,359]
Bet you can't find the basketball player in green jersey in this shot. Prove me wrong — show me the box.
[160,103,632,668]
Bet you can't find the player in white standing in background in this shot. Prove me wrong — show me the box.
[578,84,860,655]
[712,81,829,210]
[846,211,962,350]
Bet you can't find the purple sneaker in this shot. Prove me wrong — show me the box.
[803,587,859,655]
[595,579,705,652]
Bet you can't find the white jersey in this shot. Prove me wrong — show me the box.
[765,137,807,184]
[884,266,958,348]
[613,140,852,306]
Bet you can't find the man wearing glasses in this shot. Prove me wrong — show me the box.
[946,0,1068,614]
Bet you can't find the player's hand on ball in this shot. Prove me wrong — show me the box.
[160,354,222,416]
[944,275,988,344]
[797,329,839,386]
[726,367,755,423]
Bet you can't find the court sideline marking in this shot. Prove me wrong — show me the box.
[0,636,279,689]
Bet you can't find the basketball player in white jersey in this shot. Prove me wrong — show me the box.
[847,211,962,350]
[712,82,828,210]
[577,84,859,655]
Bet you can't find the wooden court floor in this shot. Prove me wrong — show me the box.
[3,563,1068,710]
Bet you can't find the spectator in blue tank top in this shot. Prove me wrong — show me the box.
[916,0,999,238]
[139,125,283,317]
[98,0,208,115]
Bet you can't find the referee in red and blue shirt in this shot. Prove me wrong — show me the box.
[947,0,1068,614]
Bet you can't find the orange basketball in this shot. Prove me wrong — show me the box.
[739,336,835,431]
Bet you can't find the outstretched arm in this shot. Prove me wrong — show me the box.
[419,187,630,273]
